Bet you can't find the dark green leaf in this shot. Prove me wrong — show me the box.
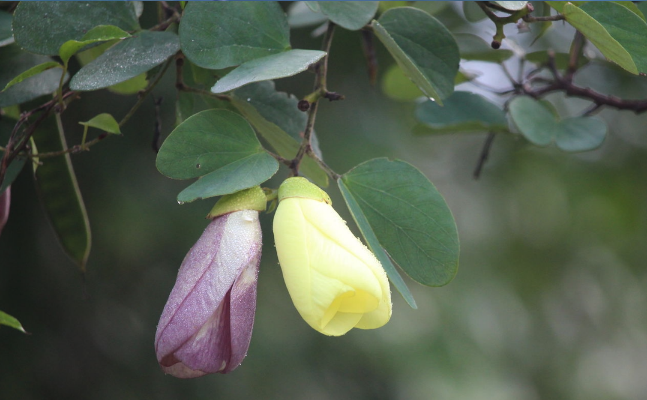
[415,91,508,134]
[493,1,528,11]
[462,1,487,22]
[13,1,139,55]
[79,113,121,134]
[0,310,27,333]
[176,91,195,125]
[59,25,131,64]
[1,62,62,92]
[508,96,607,151]
[0,156,26,193]
[372,7,460,104]
[338,179,417,308]
[33,117,91,271]
[411,1,449,15]
[563,2,647,75]
[70,31,179,91]
[211,50,326,93]
[179,1,290,70]
[0,46,65,107]
[315,1,379,30]
[455,33,513,63]
[287,1,328,28]
[341,158,459,287]
[230,83,328,187]
[177,152,278,203]
[0,10,13,47]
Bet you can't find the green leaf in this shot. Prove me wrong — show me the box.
[563,2,647,75]
[414,91,508,134]
[59,25,131,65]
[411,1,449,15]
[13,1,140,55]
[288,2,328,28]
[33,117,91,271]
[525,51,588,69]
[546,1,587,13]
[230,82,329,187]
[315,1,379,30]
[341,158,459,287]
[493,1,528,11]
[462,1,487,22]
[548,1,645,20]
[79,113,121,134]
[157,109,269,179]
[372,7,460,105]
[338,179,417,309]
[70,31,179,91]
[508,96,607,151]
[1,62,62,92]
[0,46,65,108]
[0,156,26,193]
[0,10,14,47]
[211,50,326,93]
[381,64,423,102]
[177,152,278,203]
[179,1,290,70]
[455,33,514,63]
[0,310,27,333]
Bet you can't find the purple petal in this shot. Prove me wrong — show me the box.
[0,186,10,237]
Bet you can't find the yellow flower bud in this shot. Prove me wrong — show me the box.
[273,177,392,336]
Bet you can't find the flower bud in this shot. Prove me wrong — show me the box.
[0,186,10,237]
[155,187,265,378]
[273,177,392,336]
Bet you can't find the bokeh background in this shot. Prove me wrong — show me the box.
[2,2,647,399]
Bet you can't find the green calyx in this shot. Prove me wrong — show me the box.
[207,186,267,219]
[278,177,332,204]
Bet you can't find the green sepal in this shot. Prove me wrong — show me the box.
[207,186,267,219]
[278,177,331,204]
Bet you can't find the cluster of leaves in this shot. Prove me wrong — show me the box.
[2,0,647,333]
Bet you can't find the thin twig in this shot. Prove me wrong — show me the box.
[474,132,496,179]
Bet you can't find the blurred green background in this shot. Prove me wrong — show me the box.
[2,2,647,399]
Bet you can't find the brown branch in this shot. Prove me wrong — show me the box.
[474,132,496,179]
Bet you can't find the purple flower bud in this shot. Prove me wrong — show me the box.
[0,186,10,237]
[155,210,262,378]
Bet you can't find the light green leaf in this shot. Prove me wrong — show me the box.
[455,33,514,63]
[338,179,417,309]
[508,96,607,151]
[1,62,62,92]
[33,117,91,271]
[0,46,65,108]
[415,91,508,134]
[288,1,328,28]
[59,25,131,64]
[315,1,379,30]
[381,64,424,102]
[179,1,290,70]
[13,1,140,55]
[563,2,647,75]
[79,113,121,134]
[0,310,27,333]
[546,1,587,13]
[177,152,278,203]
[341,158,459,287]
[212,50,326,93]
[548,1,645,20]
[372,7,460,105]
[0,10,14,47]
[230,83,329,187]
[70,31,179,91]
[493,1,528,11]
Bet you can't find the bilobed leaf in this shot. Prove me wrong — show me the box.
[0,46,65,108]
[554,117,607,151]
[493,1,528,11]
[341,158,459,287]
[414,91,507,134]
[177,152,278,203]
[1,62,62,92]
[212,50,326,93]
[59,25,131,64]
[179,1,290,70]
[563,2,647,75]
[0,310,27,333]
[33,117,91,271]
[70,31,179,91]
[288,1,328,28]
[372,7,460,105]
[230,84,329,187]
[315,1,379,30]
[508,96,555,146]
[0,10,14,47]
[79,113,121,134]
[12,1,140,55]
[455,33,513,63]
[338,179,417,309]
